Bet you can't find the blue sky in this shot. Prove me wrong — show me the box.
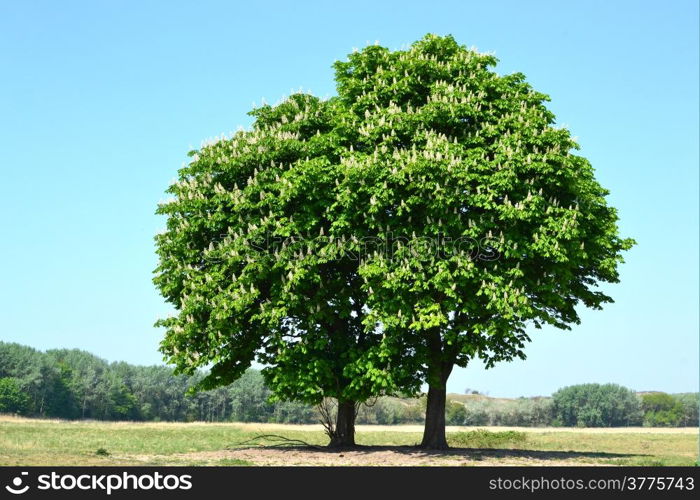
[0,0,697,397]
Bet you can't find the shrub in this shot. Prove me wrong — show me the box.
[445,401,467,425]
[458,397,553,427]
[672,393,699,427]
[551,383,642,427]
[641,393,684,427]
[357,397,424,424]
[447,429,527,448]
[463,400,493,426]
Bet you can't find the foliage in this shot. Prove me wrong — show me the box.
[552,383,642,427]
[0,377,29,414]
[445,400,468,425]
[356,397,423,424]
[152,34,634,429]
[0,342,312,423]
[641,393,685,427]
[226,369,273,422]
[328,34,635,400]
[152,90,412,408]
[4,342,696,428]
[672,393,699,427]
[461,396,555,426]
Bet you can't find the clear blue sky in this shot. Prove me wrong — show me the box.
[0,0,697,397]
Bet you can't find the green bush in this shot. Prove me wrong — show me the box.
[641,393,685,427]
[445,401,467,425]
[0,377,29,414]
[463,401,492,426]
[458,397,553,427]
[356,397,424,424]
[447,429,527,448]
[672,393,699,427]
[551,383,642,427]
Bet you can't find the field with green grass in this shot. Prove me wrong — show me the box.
[1,416,696,466]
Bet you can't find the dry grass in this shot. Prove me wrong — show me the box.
[0,416,696,466]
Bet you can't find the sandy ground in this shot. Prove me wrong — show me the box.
[159,446,619,466]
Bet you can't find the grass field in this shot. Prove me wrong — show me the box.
[0,416,697,466]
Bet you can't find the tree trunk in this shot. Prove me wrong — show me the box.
[329,400,356,448]
[421,383,449,449]
[420,327,454,449]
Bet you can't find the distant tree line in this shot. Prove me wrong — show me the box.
[0,342,315,423]
[453,384,698,428]
[0,343,696,427]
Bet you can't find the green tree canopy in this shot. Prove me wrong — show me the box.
[552,383,642,427]
[154,34,634,448]
[329,34,633,447]
[641,392,685,427]
[0,378,29,414]
[153,93,412,445]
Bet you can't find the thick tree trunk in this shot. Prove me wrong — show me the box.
[420,327,454,449]
[421,383,449,449]
[329,400,356,448]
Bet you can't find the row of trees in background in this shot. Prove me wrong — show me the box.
[552,384,697,427]
[445,385,698,428]
[0,342,314,423]
[1,342,696,427]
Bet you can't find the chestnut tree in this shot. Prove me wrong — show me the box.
[154,34,634,449]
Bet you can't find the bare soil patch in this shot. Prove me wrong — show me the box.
[172,445,629,466]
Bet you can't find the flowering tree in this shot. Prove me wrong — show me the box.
[330,35,634,447]
[154,94,417,446]
[154,34,633,449]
